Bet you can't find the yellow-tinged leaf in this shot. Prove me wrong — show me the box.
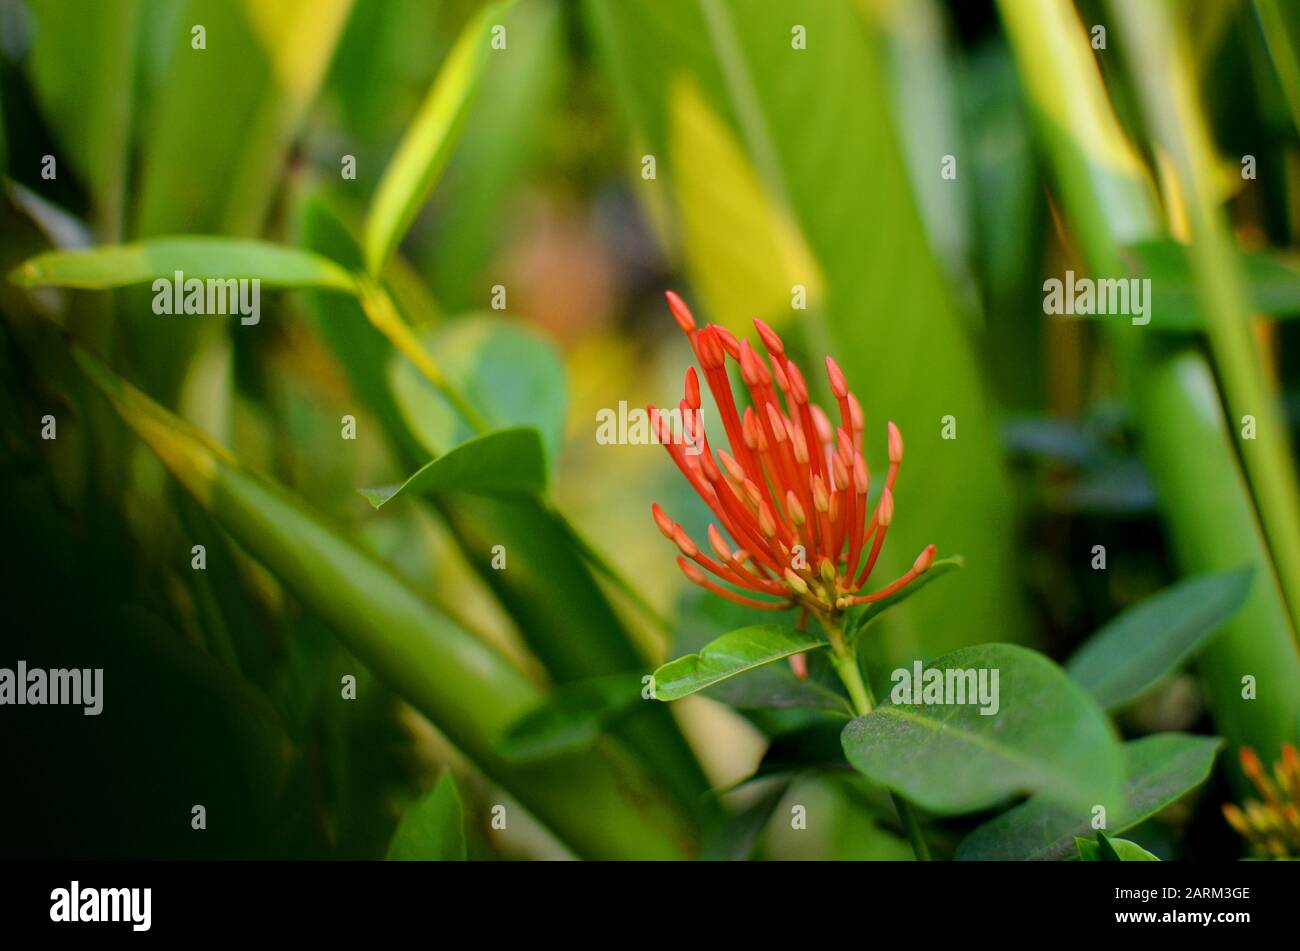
[669,77,822,331]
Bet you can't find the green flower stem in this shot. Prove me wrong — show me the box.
[827,620,932,861]
[357,280,494,436]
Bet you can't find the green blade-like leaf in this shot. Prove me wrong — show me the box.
[957,733,1223,860]
[362,3,501,274]
[67,342,693,860]
[847,556,964,640]
[841,644,1123,816]
[359,426,546,508]
[1066,568,1253,710]
[499,672,645,761]
[387,772,466,861]
[10,237,358,293]
[26,0,140,238]
[1121,240,1300,332]
[652,625,828,701]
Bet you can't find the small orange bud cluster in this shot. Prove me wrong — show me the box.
[649,292,936,618]
[1223,744,1300,858]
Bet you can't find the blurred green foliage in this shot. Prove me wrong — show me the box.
[2,0,1299,860]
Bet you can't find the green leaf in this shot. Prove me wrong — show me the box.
[499,672,646,761]
[698,780,791,861]
[1066,568,1253,710]
[1074,836,1101,861]
[841,643,1123,816]
[1120,239,1300,331]
[362,3,500,274]
[386,772,466,861]
[134,0,353,237]
[359,426,546,508]
[846,556,964,640]
[26,0,140,237]
[652,625,829,701]
[10,237,358,293]
[1100,832,1159,861]
[1077,832,1159,861]
[956,733,1222,860]
[389,314,567,462]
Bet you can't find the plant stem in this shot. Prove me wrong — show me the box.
[827,625,932,861]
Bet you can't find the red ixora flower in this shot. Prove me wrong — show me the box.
[650,290,936,624]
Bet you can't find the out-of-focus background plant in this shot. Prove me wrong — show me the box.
[1,0,1298,860]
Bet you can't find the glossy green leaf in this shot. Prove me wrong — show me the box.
[841,644,1123,816]
[1120,239,1300,331]
[1101,833,1159,861]
[362,3,500,274]
[10,237,358,293]
[389,314,567,462]
[652,625,829,701]
[956,733,1222,860]
[68,342,693,859]
[1066,568,1253,710]
[846,557,964,641]
[499,672,646,761]
[1077,832,1159,861]
[359,426,546,508]
[386,772,466,861]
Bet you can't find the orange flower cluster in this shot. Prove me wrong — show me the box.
[1223,744,1300,858]
[649,291,935,620]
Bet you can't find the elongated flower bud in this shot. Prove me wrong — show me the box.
[718,450,746,483]
[684,367,701,409]
[888,420,904,464]
[785,490,806,527]
[877,487,894,527]
[665,290,695,332]
[708,524,733,561]
[825,355,848,399]
[677,556,707,585]
[712,324,741,359]
[832,454,850,492]
[765,403,788,442]
[651,503,675,539]
[811,475,830,513]
[854,452,870,494]
[672,526,697,558]
[753,317,785,355]
[787,361,809,404]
